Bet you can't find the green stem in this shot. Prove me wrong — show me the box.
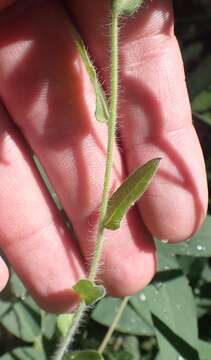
[89,11,119,281]
[98,296,130,354]
[53,302,86,360]
[53,10,119,360]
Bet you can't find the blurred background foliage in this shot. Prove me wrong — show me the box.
[0,1,211,359]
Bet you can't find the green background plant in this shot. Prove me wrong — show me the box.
[0,0,211,359]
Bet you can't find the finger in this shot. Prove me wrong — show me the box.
[0,256,9,291]
[68,0,208,242]
[118,0,208,242]
[0,0,156,296]
[0,103,85,313]
[0,0,15,11]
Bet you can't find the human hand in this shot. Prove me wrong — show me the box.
[0,0,208,313]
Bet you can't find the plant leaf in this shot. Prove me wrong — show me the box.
[65,351,104,360]
[106,351,132,360]
[57,314,74,337]
[129,292,154,327]
[0,301,41,343]
[122,336,140,360]
[92,297,154,336]
[0,347,46,360]
[155,353,162,360]
[41,313,57,340]
[0,270,41,343]
[10,270,27,298]
[70,25,109,123]
[104,158,161,230]
[156,215,211,258]
[112,0,144,16]
[73,279,106,306]
[198,340,211,360]
[192,90,211,112]
[145,254,199,360]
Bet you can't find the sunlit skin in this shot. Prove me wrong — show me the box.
[0,0,208,312]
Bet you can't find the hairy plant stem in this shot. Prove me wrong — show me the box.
[98,296,130,354]
[89,11,119,281]
[53,11,119,360]
[53,302,86,360]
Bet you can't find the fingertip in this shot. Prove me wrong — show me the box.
[32,288,81,314]
[154,203,208,243]
[140,182,208,244]
[105,248,156,297]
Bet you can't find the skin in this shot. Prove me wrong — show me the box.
[0,0,208,313]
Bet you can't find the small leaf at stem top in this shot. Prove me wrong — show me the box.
[73,279,106,306]
[104,158,161,230]
[112,0,144,16]
[65,350,104,360]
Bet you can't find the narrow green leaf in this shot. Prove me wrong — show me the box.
[112,0,144,16]
[65,351,104,360]
[104,158,161,230]
[70,25,109,123]
[73,279,106,306]
[95,85,110,123]
[57,314,74,337]
[92,297,154,336]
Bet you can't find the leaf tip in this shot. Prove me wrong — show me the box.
[152,157,162,170]
[155,157,162,163]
